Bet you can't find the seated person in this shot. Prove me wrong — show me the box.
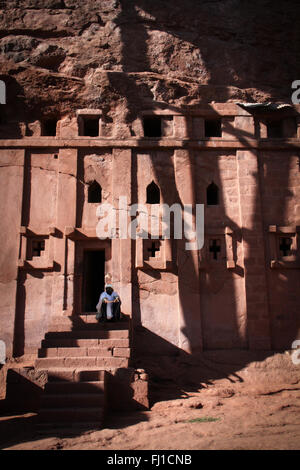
[96,284,121,322]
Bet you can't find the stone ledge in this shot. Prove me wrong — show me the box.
[1,137,299,151]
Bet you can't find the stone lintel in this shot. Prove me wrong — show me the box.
[271,259,300,269]
[268,225,298,233]
[76,109,102,116]
[65,227,98,239]
[20,225,57,236]
[1,138,300,150]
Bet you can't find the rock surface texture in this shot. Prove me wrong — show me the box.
[0,0,300,124]
[0,2,300,448]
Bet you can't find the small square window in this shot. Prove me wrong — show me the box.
[143,116,162,137]
[42,119,57,136]
[266,120,283,138]
[205,119,222,137]
[82,117,99,137]
[285,117,297,138]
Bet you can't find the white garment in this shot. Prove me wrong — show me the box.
[0,340,5,365]
[96,291,120,320]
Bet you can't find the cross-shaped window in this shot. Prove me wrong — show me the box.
[32,240,45,257]
[279,237,292,257]
[147,241,160,258]
[209,239,221,260]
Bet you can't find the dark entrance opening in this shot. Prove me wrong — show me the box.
[82,250,105,313]
[83,117,99,137]
[143,116,162,137]
[42,118,57,136]
[266,120,283,138]
[205,119,222,137]
[146,181,160,204]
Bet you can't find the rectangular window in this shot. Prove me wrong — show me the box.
[42,119,57,136]
[284,117,297,138]
[266,120,283,138]
[205,119,222,137]
[82,117,100,137]
[143,116,162,137]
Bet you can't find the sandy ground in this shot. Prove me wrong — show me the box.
[1,379,300,450]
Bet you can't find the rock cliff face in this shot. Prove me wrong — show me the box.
[0,0,299,124]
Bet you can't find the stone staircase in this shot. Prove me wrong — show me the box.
[35,315,130,430]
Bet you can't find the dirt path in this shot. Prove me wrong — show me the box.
[1,380,300,450]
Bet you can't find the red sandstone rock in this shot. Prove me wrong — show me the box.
[0,2,300,429]
[0,0,299,129]
[113,347,130,358]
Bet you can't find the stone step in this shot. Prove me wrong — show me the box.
[50,315,129,326]
[40,368,107,382]
[45,380,105,394]
[44,330,129,340]
[42,393,105,408]
[35,356,129,369]
[41,338,130,348]
[38,407,104,423]
[38,347,113,358]
[48,319,130,332]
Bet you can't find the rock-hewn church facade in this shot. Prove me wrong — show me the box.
[1,102,300,361]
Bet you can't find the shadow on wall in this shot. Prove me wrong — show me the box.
[108,0,300,121]
[108,1,300,355]
[11,103,300,370]
[8,0,300,360]
[131,102,300,354]
[3,1,300,448]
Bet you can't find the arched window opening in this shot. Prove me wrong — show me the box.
[88,180,102,203]
[146,181,160,204]
[207,182,219,206]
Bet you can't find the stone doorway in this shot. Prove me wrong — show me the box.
[74,239,111,315]
[82,249,105,313]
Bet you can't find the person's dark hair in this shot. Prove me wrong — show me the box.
[106,286,113,295]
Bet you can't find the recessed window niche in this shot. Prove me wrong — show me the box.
[88,180,102,203]
[207,182,219,206]
[146,181,160,204]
